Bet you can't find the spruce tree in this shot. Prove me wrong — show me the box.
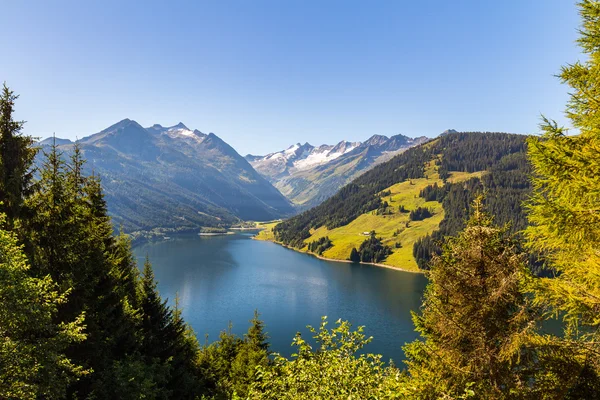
[349,247,360,262]
[525,0,600,395]
[230,311,270,397]
[168,294,204,399]
[404,198,536,399]
[26,143,146,398]
[0,83,37,228]
[140,259,204,399]
[140,256,175,361]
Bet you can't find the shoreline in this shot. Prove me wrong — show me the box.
[198,232,235,236]
[253,236,424,274]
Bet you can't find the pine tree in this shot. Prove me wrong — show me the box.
[0,83,37,228]
[404,197,536,399]
[230,311,270,397]
[246,310,269,352]
[349,247,360,262]
[25,140,72,281]
[25,143,147,398]
[169,294,204,399]
[140,256,175,360]
[525,0,600,395]
[139,260,204,399]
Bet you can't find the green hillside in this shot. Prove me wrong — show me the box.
[267,132,532,271]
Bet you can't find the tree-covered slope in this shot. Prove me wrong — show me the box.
[271,131,531,270]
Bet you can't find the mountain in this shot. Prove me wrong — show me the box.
[38,137,73,146]
[263,131,530,271]
[37,119,295,235]
[246,134,427,209]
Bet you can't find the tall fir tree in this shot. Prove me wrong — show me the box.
[525,0,600,395]
[230,310,270,397]
[139,258,204,399]
[0,83,37,228]
[403,197,537,399]
[25,141,146,398]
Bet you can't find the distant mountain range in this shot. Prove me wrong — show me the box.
[246,134,428,209]
[38,119,295,234]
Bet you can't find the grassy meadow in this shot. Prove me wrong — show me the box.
[256,159,485,272]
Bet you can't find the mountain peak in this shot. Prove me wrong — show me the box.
[330,140,359,155]
[173,122,188,130]
[98,118,148,135]
[364,134,389,146]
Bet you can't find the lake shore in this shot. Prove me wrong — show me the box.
[253,235,425,274]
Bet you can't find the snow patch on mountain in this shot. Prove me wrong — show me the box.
[147,123,206,144]
[248,140,362,176]
[293,143,358,170]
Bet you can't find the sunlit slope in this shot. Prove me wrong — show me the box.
[254,221,278,241]
[263,132,530,272]
[302,163,483,271]
[257,158,485,271]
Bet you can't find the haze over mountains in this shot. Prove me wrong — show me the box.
[38,119,295,234]
[246,134,428,208]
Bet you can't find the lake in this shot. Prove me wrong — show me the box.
[133,232,428,363]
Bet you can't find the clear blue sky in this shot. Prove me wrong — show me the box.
[1,0,581,155]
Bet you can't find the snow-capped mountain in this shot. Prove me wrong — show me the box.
[37,119,295,233]
[246,134,428,208]
[246,140,360,180]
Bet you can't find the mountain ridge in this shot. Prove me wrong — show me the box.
[246,133,428,208]
[37,119,295,235]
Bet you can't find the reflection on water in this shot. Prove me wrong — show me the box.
[134,233,428,362]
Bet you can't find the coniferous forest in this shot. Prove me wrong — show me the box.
[2,1,600,399]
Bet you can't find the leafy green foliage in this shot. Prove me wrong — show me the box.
[414,151,533,271]
[248,317,406,399]
[418,181,447,202]
[0,214,86,399]
[0,86,208,399]
[139,259,205,399]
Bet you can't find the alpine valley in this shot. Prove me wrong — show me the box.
[38,122,429,238]
[260,131,533,273]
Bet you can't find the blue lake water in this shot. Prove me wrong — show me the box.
[133,232,428,363]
